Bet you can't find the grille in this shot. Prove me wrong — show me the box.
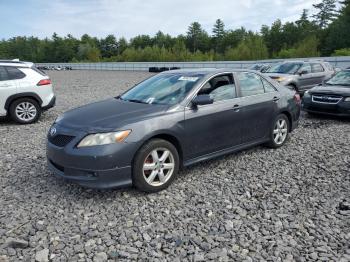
[48,134,75,147]
[312,94,342,104]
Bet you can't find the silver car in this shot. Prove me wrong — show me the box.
[264,61,335,93]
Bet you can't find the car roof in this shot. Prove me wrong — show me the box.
[0,60,32,67]
[160,68,259,76]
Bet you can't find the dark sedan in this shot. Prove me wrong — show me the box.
[47,69,300,192]
[302,69,350,116]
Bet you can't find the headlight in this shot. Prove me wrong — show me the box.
[77,130,131,148]
[54,115,63,123]
[276,76,291,82]
[345,97,350,102]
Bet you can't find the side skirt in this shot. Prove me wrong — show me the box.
[183,138,269,167]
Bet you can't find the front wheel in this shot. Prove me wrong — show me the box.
[133,139,179,193]
[267,114,290,148]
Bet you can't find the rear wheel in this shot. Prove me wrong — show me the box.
[9,98,41,124]
[267,114,289,148]
[133,139,179,193]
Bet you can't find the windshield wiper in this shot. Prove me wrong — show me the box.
[326,83,350,86]
[125,99,149,104]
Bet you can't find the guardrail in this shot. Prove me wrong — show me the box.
[36,56,350,71]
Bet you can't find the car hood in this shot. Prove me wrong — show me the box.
[56,98,169,131]
[309,85,350,95]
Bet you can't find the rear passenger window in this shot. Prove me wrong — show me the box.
[311,64,324,73]
[5,67,26,80]
[0,66,9,81]
[237,72,265,97]
[262,78,277,93]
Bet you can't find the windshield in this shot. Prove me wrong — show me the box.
[326,71,350,87]
[267,63,302,74]
[250,64,262,70]
[120,73,203,105]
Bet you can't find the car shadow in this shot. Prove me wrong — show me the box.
[303,110,350,123]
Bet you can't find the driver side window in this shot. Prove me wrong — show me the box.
[299,63,312,74]
[197,74,236,102]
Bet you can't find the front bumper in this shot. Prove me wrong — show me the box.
[46,124,140,189]
[302,97,350,116]
[47,159,132,189]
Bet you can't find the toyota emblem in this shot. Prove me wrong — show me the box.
[50,127,57,136]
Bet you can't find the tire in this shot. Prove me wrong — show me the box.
[9,98,41,124]
[266,114,290,148]
[133,139,179,193]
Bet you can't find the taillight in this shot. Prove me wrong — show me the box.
[37,79,51,86]
[294,93,301,104]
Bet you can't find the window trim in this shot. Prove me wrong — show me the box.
[298,63,312,74]
[185,72,237,108]
[311,63,325,73]
[235,71,267,98]
[261,77,277,93]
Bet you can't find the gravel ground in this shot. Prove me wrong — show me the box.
[0,70,349,262]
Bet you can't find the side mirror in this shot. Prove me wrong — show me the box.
[192,94,214,106]
[299,70,308,76]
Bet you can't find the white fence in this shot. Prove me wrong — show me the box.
[36,56,350,71]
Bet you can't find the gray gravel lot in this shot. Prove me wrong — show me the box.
[0,70,349,262]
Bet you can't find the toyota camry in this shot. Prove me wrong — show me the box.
[47,69,300,192]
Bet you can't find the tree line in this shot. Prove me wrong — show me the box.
[0,0,349,63]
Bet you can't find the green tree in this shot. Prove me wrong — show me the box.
[324,0,350,54]
[186,22,210,52]
[212,19,226,53]
[312,0,338,28]
[332,48,350,55]
[99,35,118,58]
[117,37,128,55]
[130,35,153,49]
[225,35,268,60]
[261,20,284,56]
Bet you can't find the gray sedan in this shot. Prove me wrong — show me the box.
[47,69,301,192]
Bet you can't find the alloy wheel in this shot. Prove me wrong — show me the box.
[15,102,37,122]
[143,148,175,187]
[273,119,288,145]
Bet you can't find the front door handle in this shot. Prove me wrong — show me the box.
[233,104,240,112]
[273,96,280,103]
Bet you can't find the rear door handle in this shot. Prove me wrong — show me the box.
[233,104,240,112]
[273,97,280,103]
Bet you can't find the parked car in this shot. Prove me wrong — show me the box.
[264,61,335,93]
[302,69,350,116]
[0,60,55,124]
[47,69,300,192]
[249,63,272,73]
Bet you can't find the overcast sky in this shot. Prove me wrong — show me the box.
[0,0,320,40]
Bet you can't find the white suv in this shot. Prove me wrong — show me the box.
[0,60,55,124]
